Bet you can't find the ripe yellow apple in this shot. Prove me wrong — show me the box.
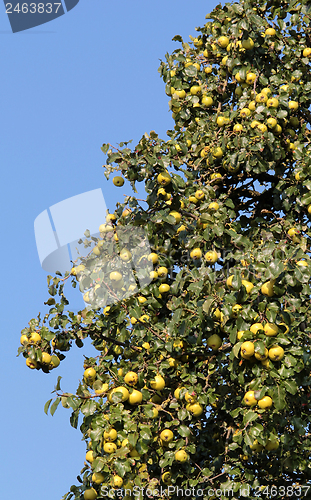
[161,472,171,485]
[254,348,268,361]
[218,36,229,48]
[261,358,270,369]
[84,367,96,384]
[173,89,186,99]
[150,270,158,280]
[187,403,204,416]
[212,147,223,158]
[266,97,279,108]
[108,386,129,402]
[128,389,143,405]
[208,201,219,211]
[235,71,244,83]
[85,450,94,463]
[233,123,243,132]
[160,429,174,443]
[265,27,276,36]
[20,334,29,345]
[250,323,264,334]
[137,296,147,304]
[84,488,97,500]
[190,85,201,95]
[256,93,268,103]
[258,396,273,409]
[261,280,274,297]
[267,117,277,129]
[110,271,122,282]
[204,250,218,264]
[190,248,202,259]
[241,341,254,357]
[104,442,117,454]
[150,375,165,391]
[113,176,124,187]
[268,345,284,361]
[120,249,132,262]
[92,472,105,484]
[216,115,229,127]
[201,95,213,107]
[206,334,222,350]
[248,101,256,111]
[264,323,279,336]
[147,252,159,264]
[124,371,138,385]
[195,189,205,200]
[139,314,150,323]
[106,213,116,223]
[288,100,299,111]
[159,283,170,293]
[41,352,52,365]
[29,332,41,344]
[169,211,182,224]
[113,475,123,487]
[244,390,257,406]
[158,266,168,277]
[26,357,37,369]
[157,172,171,186]
[241,280,254,293]
[175,450,189,462]
[246,72,256,85]
[240,107,251,118]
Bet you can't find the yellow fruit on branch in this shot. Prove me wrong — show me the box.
[84,488,97,500]
[258,395,273,409]
[264,323,279,337]
[241,341,254,358]
[261,280,274,297]
[268,346,284,361]
[113,176,124,187]
[175,450,189,462]
[160,429,174,443]
[244,390,257,406]
[206,334,222,351]
[150,375,165,391]
[190,248,202,260]
[124,371,138,385]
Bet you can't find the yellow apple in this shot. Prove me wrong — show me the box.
[113,176,124,187]
[190,248,202,259]
[128,389,143,405]
[204,251,218,264]
[160,429,174,443]
[150,375,165,391]
[261,280,274,297]
[84,488,97,500]
[124,371,138,385]
[175,450,189,462]
[268,346,284,361]
[241,341,254,357]
[264,323,279,336]
[258,396,273,409]
[244,390,257,406]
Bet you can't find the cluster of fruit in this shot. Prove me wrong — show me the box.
[79,367,204,498]
[20,330,62,371]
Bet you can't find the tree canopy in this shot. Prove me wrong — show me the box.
[19,0,311,499]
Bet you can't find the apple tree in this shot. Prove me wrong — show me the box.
[19,0,311,498]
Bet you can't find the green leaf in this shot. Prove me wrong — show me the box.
[50,397,61,416]
[283,379,298,395]
[243,410,258,426]
[44,399,53,415]
[178,425,191,437]
[271,385,286,410]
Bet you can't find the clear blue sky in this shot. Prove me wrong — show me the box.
[0,1,218,498]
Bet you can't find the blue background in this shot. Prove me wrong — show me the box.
[0,1,217,498]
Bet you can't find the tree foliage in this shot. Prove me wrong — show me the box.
[19,0,311,499]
